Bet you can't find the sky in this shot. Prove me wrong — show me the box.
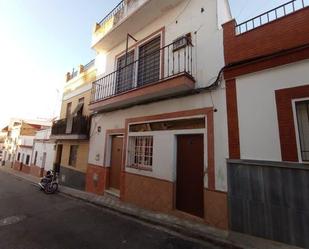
[0,0,292,128]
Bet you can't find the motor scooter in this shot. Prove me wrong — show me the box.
[38,170,58,194]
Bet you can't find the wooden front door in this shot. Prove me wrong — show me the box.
[54,144,63,173]
[176,134,204,218]
[109,136,124,190]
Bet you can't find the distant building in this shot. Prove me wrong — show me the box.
[1,118,51,170]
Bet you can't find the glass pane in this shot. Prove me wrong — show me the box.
[296,101,309,161]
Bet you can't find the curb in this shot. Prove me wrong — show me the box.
[59,187,242,249]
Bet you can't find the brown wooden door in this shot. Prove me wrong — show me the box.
[54,144,63,173]
[109,136,123,190]
[176,134,204,218]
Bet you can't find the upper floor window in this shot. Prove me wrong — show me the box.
[77,97,85,116]
[138,36,161,86]
[296,100,309,161]
[116,50,135,94]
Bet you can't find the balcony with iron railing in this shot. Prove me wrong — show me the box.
[92,0,186,51]
[223,0,309,65]
[51,115,90,140]
[90,37,195,112]
[236,0,308,34]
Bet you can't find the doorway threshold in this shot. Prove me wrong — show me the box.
[105,188,120,198]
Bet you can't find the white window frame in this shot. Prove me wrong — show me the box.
[292,97,309,164]
[127,135,154,171]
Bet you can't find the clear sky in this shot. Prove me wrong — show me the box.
[0,0,290,128]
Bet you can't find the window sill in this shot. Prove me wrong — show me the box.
[126,164,152,172]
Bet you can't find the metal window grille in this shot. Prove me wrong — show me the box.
[137,36,161,87]
[116,50,135,94]
[128,136,153,170]
[296,100,309,161]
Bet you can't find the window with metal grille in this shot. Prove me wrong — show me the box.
[68,145,78,167]
[116,50,135,94]
[17,152,20,161]
[127,136,153,170]
[138,36,161,86]
[296,100,309,161]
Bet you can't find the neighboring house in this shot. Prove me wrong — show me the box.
[31,127,55,177]
[0,132,6,161]
[0,118,51,170]
[222,1,309,248]
[50,60,96,190]
[12,120,52,173]
[87,0,232,230]
[15,135,35,173]
[2,118,23,166]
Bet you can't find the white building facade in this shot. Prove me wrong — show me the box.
[86,0,232,229]
[31,128,55,177]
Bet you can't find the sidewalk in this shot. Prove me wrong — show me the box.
[0,165,302,249]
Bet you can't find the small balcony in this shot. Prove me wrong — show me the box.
[90,37,195,112]
[92,0,185,51]
[51,115,90,140]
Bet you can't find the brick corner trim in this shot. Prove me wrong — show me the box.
[275,84,309,162]
[226,79,240,159]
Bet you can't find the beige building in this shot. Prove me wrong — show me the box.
[50,60,96,190]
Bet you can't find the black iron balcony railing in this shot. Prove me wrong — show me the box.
[98,0,125,27]
[83,59,95,71]
[51,115,90,137]
[91,37,193,103]
[236,0,308,34]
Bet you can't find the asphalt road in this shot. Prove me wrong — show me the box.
[0,171,223,249]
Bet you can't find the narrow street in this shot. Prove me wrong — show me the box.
[0,171,222,249]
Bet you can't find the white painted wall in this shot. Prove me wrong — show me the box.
[16,147,32,165]
[35,128,51,140]
[32,128,55,171]
[126,128,207,184]
[236,60,309,161]
[19,136,34,147]
[32,142,55,171]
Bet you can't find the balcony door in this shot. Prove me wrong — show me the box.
[138,36,161,87]
[116,50,135,94]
